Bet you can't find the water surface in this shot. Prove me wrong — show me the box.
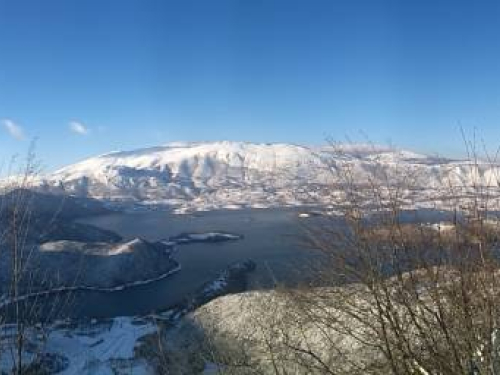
[67,208,315,318]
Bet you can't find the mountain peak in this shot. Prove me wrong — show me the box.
[36,141,489,214]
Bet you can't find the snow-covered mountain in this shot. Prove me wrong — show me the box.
[37,141,500,212]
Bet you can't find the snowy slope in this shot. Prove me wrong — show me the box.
[37,141,500,212]
[171,290,379,374]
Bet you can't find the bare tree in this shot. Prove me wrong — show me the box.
[0,146,75,374]
[0,146,41,374]
[185,138,500,375]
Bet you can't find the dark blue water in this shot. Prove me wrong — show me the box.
[7,207,452,320]
[66,208,316,318]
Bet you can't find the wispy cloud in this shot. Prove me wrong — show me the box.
[2,119,25,140]
[69,121,89,135]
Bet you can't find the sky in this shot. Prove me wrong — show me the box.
[2,0,500,170]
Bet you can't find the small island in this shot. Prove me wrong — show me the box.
[167,232,244,245]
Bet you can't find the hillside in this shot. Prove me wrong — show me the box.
[37,141,500,212]
[0,190,177,295]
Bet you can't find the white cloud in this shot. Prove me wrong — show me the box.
[2,119,25,140]
[69,121,89,135]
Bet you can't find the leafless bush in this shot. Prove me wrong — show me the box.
[294,140,500,374]
[186,138,500,375]
[0,146,75,375]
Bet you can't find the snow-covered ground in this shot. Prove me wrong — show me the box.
[170,289,378,375]
[0,317,157,374]
[0,260,256,374]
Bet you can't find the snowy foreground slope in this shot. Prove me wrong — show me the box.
[37,141,500,212]
[169,290,379,374]
[0,317,157,375]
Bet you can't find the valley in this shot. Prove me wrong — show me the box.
[1,142,499,374]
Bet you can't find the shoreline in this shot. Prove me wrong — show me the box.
[0,262,182,310]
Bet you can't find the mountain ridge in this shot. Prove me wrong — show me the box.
[34,141,500,213]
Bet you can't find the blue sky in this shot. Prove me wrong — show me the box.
[2,0,500,170]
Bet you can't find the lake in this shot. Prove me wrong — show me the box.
[4,207,452,321]
[63,207,318,319]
